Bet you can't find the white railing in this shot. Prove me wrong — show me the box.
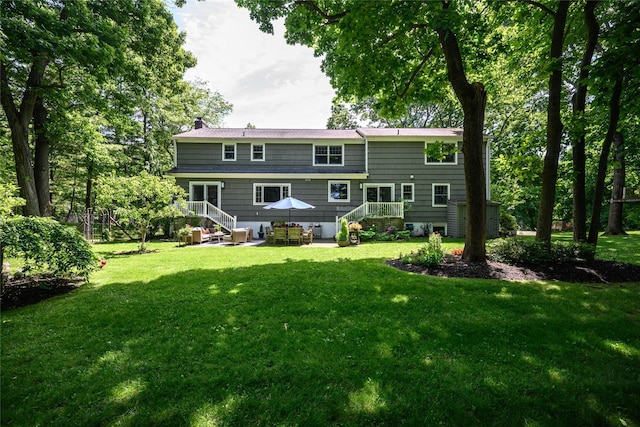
[182,201,236,231]
[336,202,404,230]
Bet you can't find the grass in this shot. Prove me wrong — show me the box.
[2,234,640,426]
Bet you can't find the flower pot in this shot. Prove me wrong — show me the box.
[337,240,350,247]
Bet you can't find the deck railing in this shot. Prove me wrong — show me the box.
[182,201,236,231]
[336,202,404,230]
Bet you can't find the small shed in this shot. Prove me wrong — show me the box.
[447,200,501,238]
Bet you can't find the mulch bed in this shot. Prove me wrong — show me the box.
[1,276,84,311]
[388,254,640,284]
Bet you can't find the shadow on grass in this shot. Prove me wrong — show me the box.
[2,258,639,426]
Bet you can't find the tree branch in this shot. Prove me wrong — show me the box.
[294,1,349,24]
[521,0,556,16]
[393,47,434,99]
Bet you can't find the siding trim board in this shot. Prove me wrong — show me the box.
[171,172,369,180]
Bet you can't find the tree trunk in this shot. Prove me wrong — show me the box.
[33,97,52,217]
[437,26,487,262]
[572,0,600,242]
[1,57,50,217]
[605,132,626,235]
[587,77,623,244]
[536,1,570,249]
[85,160,94,210]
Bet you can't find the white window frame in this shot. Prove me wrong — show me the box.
[432,183,450,207]
[223,143,237,161]
[425,142,458,165]
[314,144,344,166]
[401,183,415,203]
[189,181,222,207]
[363,183,395,203]
[432,223,448,235]
[251,143,265,161]
[328,180,350,203]
[253,183,291,205]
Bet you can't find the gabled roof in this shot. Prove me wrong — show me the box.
[356,128,464,137]
[171,127,484,140]
[173,128,362,140]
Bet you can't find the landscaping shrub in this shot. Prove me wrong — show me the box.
[487,238,596,264]
[399,232,444,267]
[0,216,97,284]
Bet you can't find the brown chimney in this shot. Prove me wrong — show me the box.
[194,117,203,129]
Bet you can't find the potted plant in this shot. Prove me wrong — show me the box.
[177,224,192,246]
[336,218,349,247]
[348,222,362,245]
[258,224,265,239]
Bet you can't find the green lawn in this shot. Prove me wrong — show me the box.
[2,234,639,426]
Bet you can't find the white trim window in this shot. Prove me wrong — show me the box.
[401,183,415,202]
[254,183,290,205]
[189,181,221,207]
[364,184,394,202]
[432,183,450,207]
[314,144,343,166]
[252,143,265,161]
[223,143,236,161]
[425,142,457,164]
[328,181,350,202]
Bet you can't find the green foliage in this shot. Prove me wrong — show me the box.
[336,218,349,242]
[0,216,97,280]
[95,172,186,252]
[399,232,444,267]
[487,238,596,264]
[499,210,518,233]
[0,182,25,216]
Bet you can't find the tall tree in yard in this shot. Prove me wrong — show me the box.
[238,0,493,261]
[532,1,571,249]
[0,0,195,216]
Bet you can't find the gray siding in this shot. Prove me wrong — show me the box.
[177,177,365,223]
[367,140,469,225]
[177,142,365,171]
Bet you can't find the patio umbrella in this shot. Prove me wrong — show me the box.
[263,196,315,225]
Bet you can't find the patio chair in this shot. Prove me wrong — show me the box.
[265,226,274,244]
[287,227,302,245]
[302,226,313,244]
[222,228,248,245]
[273,227,287,245]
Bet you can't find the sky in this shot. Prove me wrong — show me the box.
[171,0,336,129]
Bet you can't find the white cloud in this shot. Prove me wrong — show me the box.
[172,0,336,129]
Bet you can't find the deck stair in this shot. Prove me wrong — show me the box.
[182,201,236,232]
[336,202,403,230]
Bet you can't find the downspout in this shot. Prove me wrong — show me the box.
[356,128,368,204]
[173,139,177,168]
[485,138,491,200]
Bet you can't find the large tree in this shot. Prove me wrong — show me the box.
[1,0,195,216]
[238,0,494,261]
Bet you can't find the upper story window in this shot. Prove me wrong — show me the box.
[425,142,457,164]
[328,181,350,202]
[401,183,415,202]
[314,144,343,166]
[254,183,290,205]
[432,183,450,207]
[223,143,236,161]
[252,143,265,161]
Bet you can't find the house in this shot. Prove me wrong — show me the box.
[168,120,498,238]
